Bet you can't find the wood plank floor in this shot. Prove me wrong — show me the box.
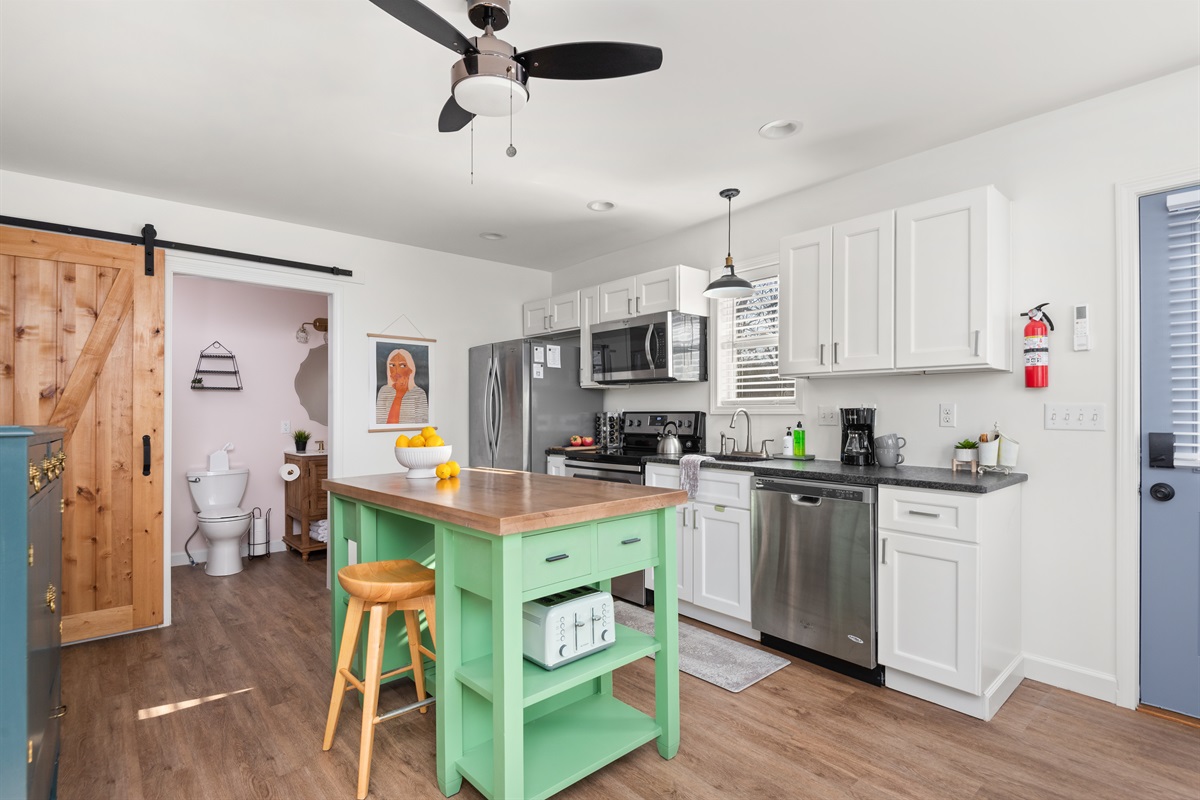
[59,554,1200,800]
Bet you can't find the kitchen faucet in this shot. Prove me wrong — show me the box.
[730,408,752,454]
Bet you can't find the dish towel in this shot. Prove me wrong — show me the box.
[679,454,715,499]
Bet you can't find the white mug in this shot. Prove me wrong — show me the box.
[875,433,906,450]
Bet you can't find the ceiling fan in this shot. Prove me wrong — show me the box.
[368,0,663,132]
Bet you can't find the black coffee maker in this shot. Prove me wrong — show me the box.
[840,407,877,466]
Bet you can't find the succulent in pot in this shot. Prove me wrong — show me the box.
[293,429,311,453]
[953,438,979,462]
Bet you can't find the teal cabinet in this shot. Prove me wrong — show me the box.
[1,426,65,800]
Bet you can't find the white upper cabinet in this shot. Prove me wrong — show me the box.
[521,290,581,337]
[778,210,894,375]
[895,186,1010,371]
[780,186,1010,377]
[597,265,709,322]
[778,227,833,375]
[578,285,602,388]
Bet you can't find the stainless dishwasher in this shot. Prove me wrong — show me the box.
[751,476,882,683]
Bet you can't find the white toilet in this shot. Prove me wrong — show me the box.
[186,467,252,576]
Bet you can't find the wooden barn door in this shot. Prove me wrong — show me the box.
[1,226,164,643]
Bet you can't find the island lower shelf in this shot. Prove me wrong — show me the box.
[456,694,661,800]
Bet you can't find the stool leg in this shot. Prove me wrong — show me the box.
[404,609,428,713]
[323,596,365,751]
[357,602,388,800]
[423,597,436,654]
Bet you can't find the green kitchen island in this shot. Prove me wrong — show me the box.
[324,468,686,800]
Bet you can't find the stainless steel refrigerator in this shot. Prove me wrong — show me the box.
[469,339,603,473]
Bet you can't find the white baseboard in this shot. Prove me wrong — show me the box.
[1022,653,1118,704]
[677,601,760,641]
[170,538,289,567]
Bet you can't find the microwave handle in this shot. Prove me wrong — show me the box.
[644,325,654,369]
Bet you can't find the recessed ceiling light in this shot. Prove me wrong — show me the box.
[479,232,506,240]
[758,120,801,140]
[587,201,616,212]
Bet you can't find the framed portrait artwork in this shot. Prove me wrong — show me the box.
[368,333,436,432]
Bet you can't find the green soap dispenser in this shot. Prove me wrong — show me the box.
[793,421,806,457]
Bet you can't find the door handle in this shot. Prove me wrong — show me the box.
[819,343,825,366]
[881,537,888,565]
[627,298,633,316]
[636,297,641,314]
[142,435,151,476]
[973,330,981,357]
[1149,483,1175,502]
[833,342,840,365]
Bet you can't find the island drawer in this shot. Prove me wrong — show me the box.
[523,526,593,590]
[597,516,658,571]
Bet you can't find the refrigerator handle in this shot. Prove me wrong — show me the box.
[493,359,505,455]
[483,357,496,457]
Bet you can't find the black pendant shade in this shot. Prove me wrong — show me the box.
[704,188,755,299]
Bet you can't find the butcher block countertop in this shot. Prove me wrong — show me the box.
[323,467,688,536]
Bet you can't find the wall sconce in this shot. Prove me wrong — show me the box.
[296,317,328,344]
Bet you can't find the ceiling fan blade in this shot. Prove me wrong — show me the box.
[438,96,475,132]
[368,0,478,55]
[515,42,663,80]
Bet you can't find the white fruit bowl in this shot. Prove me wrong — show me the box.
[394,445,452,479]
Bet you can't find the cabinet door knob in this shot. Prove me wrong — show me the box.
[45,583,57,614]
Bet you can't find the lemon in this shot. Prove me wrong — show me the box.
[409,434,426,448]
[435,463,452,480]
[426,434,445,448]
[394,434,410,448]
[421,426,437,439]
[446,460,461,477]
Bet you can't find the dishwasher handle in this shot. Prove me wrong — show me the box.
[789,494,822,506]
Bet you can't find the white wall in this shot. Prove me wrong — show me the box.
[170,277,328,561]
[0,169,550,616]
[552,67,1200,701]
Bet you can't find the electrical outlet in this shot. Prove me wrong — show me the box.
[1044,403,1105,431]
[939,403,957,428]
[818,406,838,426]
[280,420,291,434]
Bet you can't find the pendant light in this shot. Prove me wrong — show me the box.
[703,188,755,299]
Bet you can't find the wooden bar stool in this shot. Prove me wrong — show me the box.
[322,559,436,799]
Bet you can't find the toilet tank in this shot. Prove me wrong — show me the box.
[186,468,249,512]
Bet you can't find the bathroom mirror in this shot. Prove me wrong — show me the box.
[294,343,328,426]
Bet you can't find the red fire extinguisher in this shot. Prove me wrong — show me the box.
[1020,303,1054,388]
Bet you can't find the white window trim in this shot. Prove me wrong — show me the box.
[708,252,805,416]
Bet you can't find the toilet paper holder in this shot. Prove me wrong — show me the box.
[248,507,271,560]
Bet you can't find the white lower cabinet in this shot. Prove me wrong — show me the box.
[645,464,755,637]
[877,484,1022,720]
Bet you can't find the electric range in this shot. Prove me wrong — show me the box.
[562,411,707,484]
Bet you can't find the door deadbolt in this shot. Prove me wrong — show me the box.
[1149,483,1175,502]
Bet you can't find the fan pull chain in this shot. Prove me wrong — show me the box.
[506,66,517,158]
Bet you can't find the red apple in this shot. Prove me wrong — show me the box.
[581,436,594,446]
[569,435,583,446]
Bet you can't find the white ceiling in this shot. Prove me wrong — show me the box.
[2,1,1197,271]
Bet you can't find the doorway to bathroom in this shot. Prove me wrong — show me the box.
[166,253,345,621]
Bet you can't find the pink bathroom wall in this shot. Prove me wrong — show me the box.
[171,275,329,561]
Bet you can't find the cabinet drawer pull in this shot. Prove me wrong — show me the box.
[833,342,839,365]
[620,537,642,545]
[881,537,888,565]
[545,553,570,563]
[973,329,981,357]
[908,510,941,518]
[50,705,68,720]
[819,343,825,366]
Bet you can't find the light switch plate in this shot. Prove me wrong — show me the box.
[1044,403,1105,430]
[818,406,838,426]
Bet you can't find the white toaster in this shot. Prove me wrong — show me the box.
[522,587,616,670]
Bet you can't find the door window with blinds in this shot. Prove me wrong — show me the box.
[711,259,800,411]
[1141,186,1199,466]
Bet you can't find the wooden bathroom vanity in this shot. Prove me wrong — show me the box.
[324,468,685,800]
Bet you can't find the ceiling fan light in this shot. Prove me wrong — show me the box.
[454,74,528,117]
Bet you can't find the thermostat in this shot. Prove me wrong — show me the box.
[1073,304,1091,351]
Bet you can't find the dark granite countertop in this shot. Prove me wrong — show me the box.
[547,448,1026,493]
[643,455,1027,494]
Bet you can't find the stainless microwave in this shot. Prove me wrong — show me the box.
[590,311,707,384]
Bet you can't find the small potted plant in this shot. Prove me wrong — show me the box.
[190,376,204,389]
[953,438,979,463]
[293,429,311,453]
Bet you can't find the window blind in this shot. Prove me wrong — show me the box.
[716,274,796,404]
[1166,189,1199,464]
